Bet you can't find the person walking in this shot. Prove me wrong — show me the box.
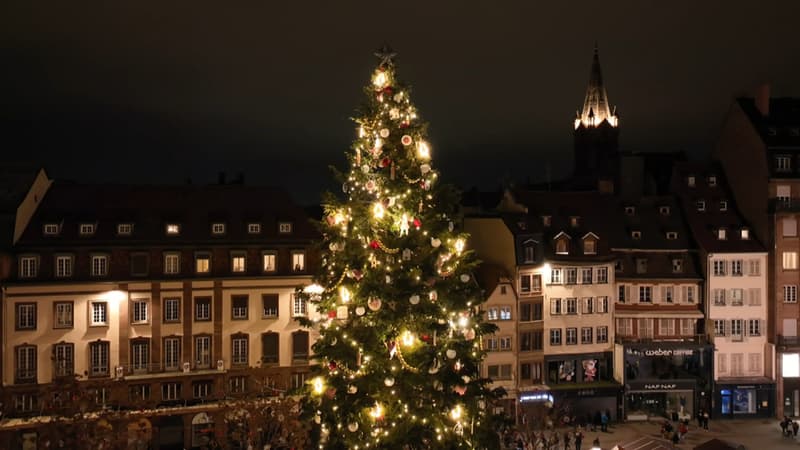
[702,410,709,430]
[563,431,571,450]
[574,428,583,450]
[601,411,609,432]
[793,420,799,437]
[696,410,703,428]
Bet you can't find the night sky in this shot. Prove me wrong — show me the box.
[2,2,799,204]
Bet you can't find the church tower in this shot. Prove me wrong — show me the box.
[573,46,620,185]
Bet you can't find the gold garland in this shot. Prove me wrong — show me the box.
[375,238,399,254]
[395,344,419,373]
[325,265,349,293]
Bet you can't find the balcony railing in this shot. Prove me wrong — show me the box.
[779,335,800,347]
[770,198,800,213]
[615,334,709,345]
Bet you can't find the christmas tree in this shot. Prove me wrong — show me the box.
[298,47,501,449]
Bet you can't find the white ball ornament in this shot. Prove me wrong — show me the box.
[384,377,395,387]
[380,128,390,138]
[362,164,371,173]
[347,385,358,394]
[355,306,366,316]
[420,164,431,174]
[409,294,420,305]
[368,297,382,311]
[348,422,359,432]
[431,238,441,248]
[462,375,471,384]
[446,349,457,359]
[393,93,403,102]
[460,274,471,283]
[389,108,400,120]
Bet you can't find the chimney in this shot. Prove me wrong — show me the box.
[755,84,770,117]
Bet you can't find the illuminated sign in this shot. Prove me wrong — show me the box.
[643,349,693,356]
[519,393,554,403]
[783,354,800,378]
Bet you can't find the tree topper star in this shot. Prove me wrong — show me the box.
[374,44,397,66]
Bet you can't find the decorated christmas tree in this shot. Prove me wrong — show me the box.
[298,47,501,449]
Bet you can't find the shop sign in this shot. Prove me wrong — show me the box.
[576,389,596,397]
[628,380,695,391]
[643,348,694,356]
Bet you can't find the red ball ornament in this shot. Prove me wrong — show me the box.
[370,240,380,249]
[421,334,430,342]
[328,310,337,319]
[413,218,421,229]
[381,157,391,168]
[383,87,393,95]
[329,361,338,370]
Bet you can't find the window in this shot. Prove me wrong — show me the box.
[195,297,211,321]
[748,288,762,305]
[279,222,293,233]
[639,286,652,303]
[597,326,608,343]
[43,223,60,235]
[91,255,109,276]
[581,327,593,344]
[719,200,728,212]
[659,319,675,336]
[117,223,133,235]
[229,376,248,394]
[631,230,642,240]
[566,328,577,345]
[566,298,577,314]
[636,258,647,274]
[231,252,247,273]
[232,335,249,366]
[261,333,280,364]
[542,215,552,226]
[741,228,749,239]
[487,364,512,380]
[485,337,498,351]
[54,343,74,378]
[232,295,249,320]
[570,216,580,227]
[730,289,744,306]
[681,318,694,336]
[164,298,181,322]
[713,289,726,306]
[749,353,762,374]
[519,303,532,322]
[550,329,562,345]
[292,331,309,362]
[292,294,307,316]
[639,318,654,338]
[672,258,683,273]
[194,336,211,369]
[130,253,149,276]
[660,206,671,215]
[581,267,593,284]
[164,337,181,371]
[55,255,73,277]
[662,286,674,303]
[713,260,727,276]
[565,267,577,284]
[618,285,628,303]
[166,223,180,235]
[777,155,792,172]
[624,206,636,215]
[90,302,108,326]
[583,239,596,255]
[617,319,633,336]
[519,331,541,351]
[16,303,36,330]
[520,275,531,293]
[708,176,717,187]
[596,267,608,283]
[731,319,744,340]
[550,297,562,315]
[499,306,512,320]
[784,252,798,270]
[195,253,211,274]
[131,340,150,373]
[718,228,727,240]
[685,286,696,305]
[248,223,261,234]
[784,285,797,303]
[783,218,797,237]
[778,185,792,206]
[164,252,181,274]
[748,319,761,336]
[718,354,727,374]
[550,268,562,284]
[615,260,623,273]
[79,223,95,235]
[19,255,38,278]
[262,294,279,318]
[15,345,37,383]
[596,296,609,313]
[582,297,594,314]
[54,302,73,328]
[89,341,110,376]
[696,200,706,212]
[262,252,277,272]
[714,319,726,336]
[523,244,535,263]
[555,238,569,255]
[129,384,151,402]
[211,223,226,235]
[748,260,761,276]
[162,382,181,401]
[292,252,305,272]
[132,299,149,324]
[500,337,512,351]
[687,176,695,187]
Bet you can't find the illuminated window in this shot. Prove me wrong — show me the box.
[55,255,74,277]
[741,228,750,240]
[19,255,38,278]
[659,206,671,215]
[624,206,635,215]
[247,223,261,234]
[696,200,706,212]
[262,294,279,318]
[91,255,109,276]
[292,252,305,272]
[231,295,248,320]
[211,223,226,235]
[717,228,727,240]
[292,294,307,317]
[117,223,133,235]
[43,223,60,235]
[54,302,73,328]
[166,223,180,235]
[231,252,246,273]
[631,230,641,240]
[783,354,800,378]
[784,251,798,270]
[719,200,728,211]
[687,176,695,187]
[708,176,717,187]
[79,223,95,235]
[132,299,148,324]
[279,222,292,233]
[195,253,210,274]
[232,335,249,366]
[90,302,108,326]
[262,252,277,272]
[666,231,678,240]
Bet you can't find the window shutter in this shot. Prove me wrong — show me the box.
[625,286,631,302]
[743,289,749,305]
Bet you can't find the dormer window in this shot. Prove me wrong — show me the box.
[687,176,695,187]
[624,206,635,216]
[717,228,727,240]
[117,223,133,235]
[636,258,648,274]
[696,200,706,212]
[708,176,717,187]
[166,224,180,235]
[43,223,60,236]
[554,235,570,255]
[741,228,750,240]
[659,206,671,216]
[631,231,641,240]
[247,223,261,234]
[672,259,683,273]
[719,200,728,212]
[582,233,598,255]
[522,242,536,263]
[79,223,95,235]
[776,155,792,172]
[211,223,226,235]
[666,231,678,240]
[279,222,293,234]
[569,216,580,228]
[542,216,551,227]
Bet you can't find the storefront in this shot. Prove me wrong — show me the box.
[544,352,621,421]
[714,382,774,418]
[622,344,713,421]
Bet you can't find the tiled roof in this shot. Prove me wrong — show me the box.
[475,263,512,299]
[738,97,800,147]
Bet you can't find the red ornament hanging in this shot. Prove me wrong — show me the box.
[413,217,421,229]
[370,240,380,249]
[328,361,338,370]
[327,310,337,319]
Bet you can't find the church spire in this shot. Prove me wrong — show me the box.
[574,45,618,129]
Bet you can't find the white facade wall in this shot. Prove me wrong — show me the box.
[482,281,517,394]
